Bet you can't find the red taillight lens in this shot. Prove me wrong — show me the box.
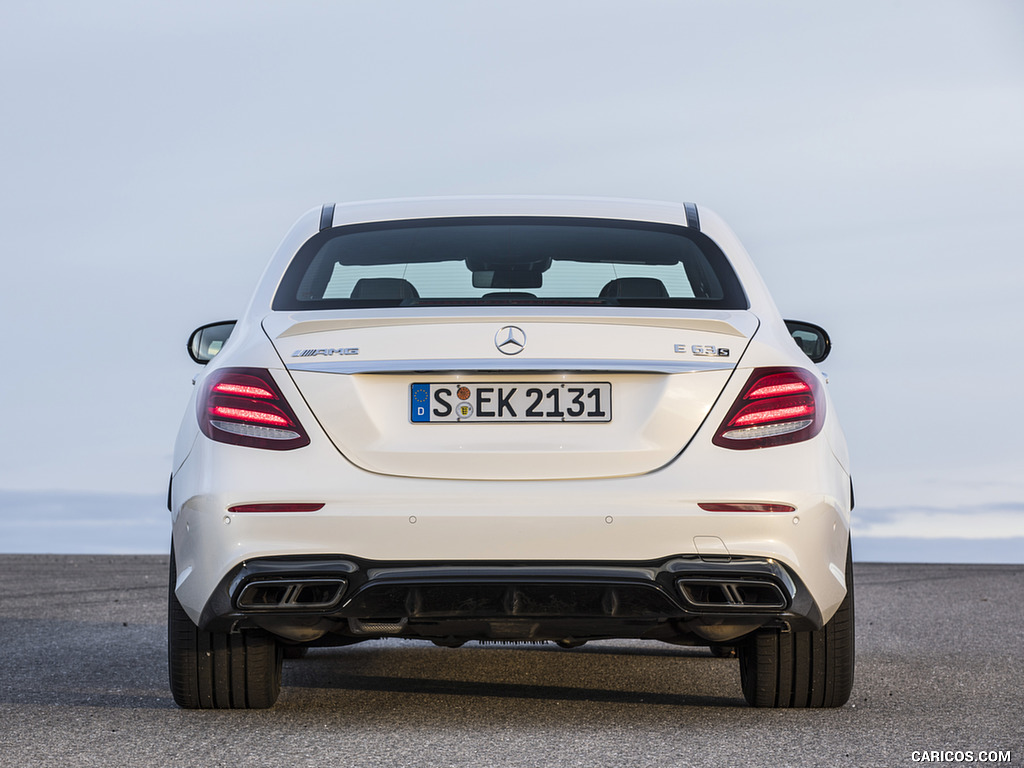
[209,405,291,427]
[211,380,276,399]
[197,368,310,450]
[712,367,824,450]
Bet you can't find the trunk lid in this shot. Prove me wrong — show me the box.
[264,309,756,480]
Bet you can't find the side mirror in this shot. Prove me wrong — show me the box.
[784,319,831,364]
[187,321,237,364]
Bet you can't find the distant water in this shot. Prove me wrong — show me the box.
[0,490,1021,563]
[0,490,169,555]
[852,503,1024,563]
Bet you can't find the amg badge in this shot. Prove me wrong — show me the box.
[291,347,359,357]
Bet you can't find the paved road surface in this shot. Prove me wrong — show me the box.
[1,556,1021,767]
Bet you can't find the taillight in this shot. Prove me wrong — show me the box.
[712,367,824,450]
[197,368,310,450]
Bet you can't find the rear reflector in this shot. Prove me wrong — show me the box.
[712,367,824,450]
[228,503,325,513]
[198,368,310,450]
[698,502,796,513]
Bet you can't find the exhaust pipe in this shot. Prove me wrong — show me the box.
[676,578,788,609]
[236,578,347,610]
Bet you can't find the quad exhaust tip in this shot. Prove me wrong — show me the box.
[236,578,347,610]
[676,577,788,609]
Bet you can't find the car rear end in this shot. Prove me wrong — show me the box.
[168,197,853,708]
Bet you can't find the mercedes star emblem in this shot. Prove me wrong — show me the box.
[494,325,527,355]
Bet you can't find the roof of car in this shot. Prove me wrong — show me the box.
[325,196,698,229]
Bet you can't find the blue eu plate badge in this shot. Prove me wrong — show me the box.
[410,383,431,422]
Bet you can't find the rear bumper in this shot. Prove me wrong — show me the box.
[171,411,852,639]
[196,554,825,644]
[173,483,850,634]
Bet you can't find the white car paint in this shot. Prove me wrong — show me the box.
[170,196,851,645]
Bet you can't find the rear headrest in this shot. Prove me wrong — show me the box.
[350,278,420,300]
[599,277,670,299]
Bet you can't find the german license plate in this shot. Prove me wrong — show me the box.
[411,382,611,423]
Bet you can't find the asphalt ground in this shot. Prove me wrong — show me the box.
[0,555,1021,768]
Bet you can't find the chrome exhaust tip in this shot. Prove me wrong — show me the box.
[676,578,788,609]
[236,578,347,610]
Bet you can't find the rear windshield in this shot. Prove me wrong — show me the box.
[272,217,748,310]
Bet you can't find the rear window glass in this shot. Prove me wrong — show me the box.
[272,217,748,310]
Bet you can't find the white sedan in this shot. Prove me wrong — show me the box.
[168,197,854,709]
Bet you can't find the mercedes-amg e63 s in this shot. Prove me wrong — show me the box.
[168,197,854,708]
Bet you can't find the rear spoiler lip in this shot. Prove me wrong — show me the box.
[269,311,755,340]
[285,358,735,375]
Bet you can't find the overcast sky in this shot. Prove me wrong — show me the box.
[1,1,1022,547]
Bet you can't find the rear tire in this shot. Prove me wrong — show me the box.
[168,549,282,709]
[738,543,855,708]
